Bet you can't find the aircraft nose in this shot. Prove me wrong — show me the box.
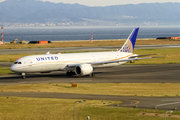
[10,65,16,72]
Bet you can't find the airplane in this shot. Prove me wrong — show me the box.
[10,28,158,79]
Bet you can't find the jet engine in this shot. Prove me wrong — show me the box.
[75,64,93,76]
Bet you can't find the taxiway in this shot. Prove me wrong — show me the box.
[0,64,180,84]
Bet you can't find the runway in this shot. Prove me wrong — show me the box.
[0,64,180,84]
[1,44,180,55]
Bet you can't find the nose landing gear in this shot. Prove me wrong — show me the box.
[21,73,26,79]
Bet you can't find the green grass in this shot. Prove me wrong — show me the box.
[0,67,14,75]
[0,97,179,120]
[0,53,41,62]
[127,48,180,64]
[1,83,180,97]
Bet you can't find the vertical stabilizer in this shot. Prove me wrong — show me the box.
[120,28,139,53]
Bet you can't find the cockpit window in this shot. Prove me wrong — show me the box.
[14,62,22,64]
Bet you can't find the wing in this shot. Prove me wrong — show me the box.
[66,55,165,68]
[90,56,164,65]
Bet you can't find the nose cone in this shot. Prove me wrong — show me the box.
[10,65,16,72]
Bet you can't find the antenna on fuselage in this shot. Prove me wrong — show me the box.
[46,51,51,55]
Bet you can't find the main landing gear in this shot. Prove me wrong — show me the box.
[66,71,75,76]
[66,71,95,77]
[91,72,95,76]
[87,72,95,77]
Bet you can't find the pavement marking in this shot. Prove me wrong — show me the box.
[161,100,180,101]
[156,102,180,107]
[122,100,140,106]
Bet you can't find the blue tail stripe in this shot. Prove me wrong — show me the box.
[129,28,139,50]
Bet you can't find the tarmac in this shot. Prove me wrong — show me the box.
[0,64,180,84]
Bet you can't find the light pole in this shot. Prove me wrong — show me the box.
[164,110,173,120]
[74,101,83,120]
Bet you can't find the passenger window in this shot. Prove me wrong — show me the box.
[18,62,22,64]
[14,62,18,64]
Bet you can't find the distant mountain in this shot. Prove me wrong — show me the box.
[0,0,180,26]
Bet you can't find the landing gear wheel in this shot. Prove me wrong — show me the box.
[22,76,25,79]
[91,73,95,77]
[66,71,73,76]
[21,73,26,79]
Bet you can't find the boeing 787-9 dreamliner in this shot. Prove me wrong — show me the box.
[10,28,156,79]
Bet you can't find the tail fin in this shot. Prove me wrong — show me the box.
[120,28,139,53]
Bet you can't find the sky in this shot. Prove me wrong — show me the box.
[0,0,180,6]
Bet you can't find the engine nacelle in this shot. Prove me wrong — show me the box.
[75,64,93,76]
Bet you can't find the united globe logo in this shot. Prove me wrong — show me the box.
[120,39,133,53]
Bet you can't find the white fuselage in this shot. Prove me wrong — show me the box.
[10,51,135,73]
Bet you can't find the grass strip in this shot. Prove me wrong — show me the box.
[0,97,179,120]
[0,53,40,62]
[0,67,14,75]
[1,83,180,97]
[128,47,180,64]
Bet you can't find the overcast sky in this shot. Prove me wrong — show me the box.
[0,0,180,6]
